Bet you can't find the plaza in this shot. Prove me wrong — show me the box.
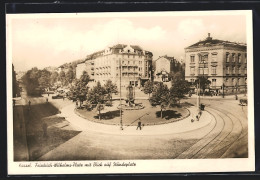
[13,86,248,161]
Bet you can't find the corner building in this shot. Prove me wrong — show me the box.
[185,34,247,94]
[82,44,153,88]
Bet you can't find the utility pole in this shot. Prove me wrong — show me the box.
[119,59,123,130]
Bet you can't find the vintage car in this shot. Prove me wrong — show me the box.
[52,94,64,99]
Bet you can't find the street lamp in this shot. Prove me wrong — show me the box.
[119,58,123,130]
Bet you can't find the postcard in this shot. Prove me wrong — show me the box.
[6,10,254,175]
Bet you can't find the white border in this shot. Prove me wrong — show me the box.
[6,10,255,175]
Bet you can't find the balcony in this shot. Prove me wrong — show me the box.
[198,63,208,68]
[211,61,218,65]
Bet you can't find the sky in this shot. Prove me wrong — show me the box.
[8,12,247,72]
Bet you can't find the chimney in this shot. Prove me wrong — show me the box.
[206,33,212,40]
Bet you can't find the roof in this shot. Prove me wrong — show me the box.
[155,55,175,62]
[186,34,246,49]
[130,45,143,51]
[110,44,143,51]
[110,44,127,49]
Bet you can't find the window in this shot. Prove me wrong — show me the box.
[200,54,208,63]
[199,68,203,75]
[226,78,229,84]
[190,67,195,75]
[232,66,236,74]
[232,53,236,62]
[238,54,241,63]
[244,67,247,74]
[212,79,216,87]
[211,66,217,74]
[238,66,241,74]
[226,66,230,74]
[238,78,240,85]
[226,53,230,62]
[212,53,217,62]
[204,68,209,74]
[190,55,195,63]
[245,78,247,84]
[232,78,235,86]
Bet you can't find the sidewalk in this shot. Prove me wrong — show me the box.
[60,103,214,136]
[190,94,247,100]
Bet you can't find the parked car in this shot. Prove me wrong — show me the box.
[52,94,64,99]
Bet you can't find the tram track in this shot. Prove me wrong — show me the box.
[175,101,247,159]
[176,109,225,159]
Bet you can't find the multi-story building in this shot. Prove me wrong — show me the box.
[81,44,153,88]
[185,33,247,94]
[154,55,182,82]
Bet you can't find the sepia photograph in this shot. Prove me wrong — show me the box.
[6,10,254,174]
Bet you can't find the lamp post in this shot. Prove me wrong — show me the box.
[119,59,123,130]
[197,55,206,112]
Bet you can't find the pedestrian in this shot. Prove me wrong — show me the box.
[136,120,142,130]
[63,96,65,101]
[47,92,49,97]
[46,97,48,103]
[28,100,31,110]
[196,115,199,121]
[76,101,78,108]
[13,99,16,107]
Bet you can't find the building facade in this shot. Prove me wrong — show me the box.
[154,55,182,82]
[81,44,153,88]
[185,34,247,94]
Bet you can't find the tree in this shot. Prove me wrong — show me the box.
[65,67,75,85]
[149,83,169,118]
[50,71,59,86]
[169,79,190,105]
[59,70,66,86]
[104,80,118,100]
[12,64,20,97]
[96,103,104,120]
[38,69,51,89]
[195,76,211,95]
[87,81,107,119]
[143,80,153,98]
[22,67,41,96]
[73,71,90,106]
[169,71,185,83]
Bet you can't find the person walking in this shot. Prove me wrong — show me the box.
[46,97,48,103]
[136,120,142,130]
[28,100,31,110]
